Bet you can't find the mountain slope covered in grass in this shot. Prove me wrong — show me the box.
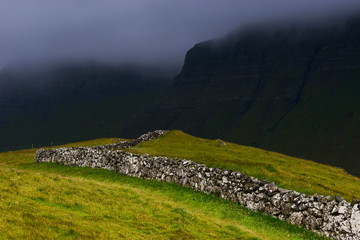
[0,138,328,239]
[0,61,170,152]
[123,16,360,177]
[128,130,360,202]
[3,17,360,179]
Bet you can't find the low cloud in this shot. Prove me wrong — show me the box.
[1,0,360,68]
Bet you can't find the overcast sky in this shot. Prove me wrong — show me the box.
[1,0,360,69]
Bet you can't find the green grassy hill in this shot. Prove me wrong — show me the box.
[128,130,360,202]
[0,137,329,239]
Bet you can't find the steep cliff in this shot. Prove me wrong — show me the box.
[125,17,360,176]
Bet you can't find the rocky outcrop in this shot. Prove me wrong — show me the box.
[35,131,360,240]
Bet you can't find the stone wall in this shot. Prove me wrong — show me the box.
[92,130,169,150]
[35,131,360,240]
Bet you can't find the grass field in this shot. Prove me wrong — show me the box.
[128,130,360,202]
[0,138,328,239]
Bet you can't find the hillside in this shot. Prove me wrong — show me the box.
[122,16,360,177]
[0,138,327,239]
[0,61,170,152]
[128,130,360,202]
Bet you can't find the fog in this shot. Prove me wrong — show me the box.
[1,0,360,69]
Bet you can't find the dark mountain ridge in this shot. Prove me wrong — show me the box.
[0,62,170,151]
[123,15,360,176]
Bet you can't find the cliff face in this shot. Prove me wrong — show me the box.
[125,18,360,176]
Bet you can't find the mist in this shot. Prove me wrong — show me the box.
[1,0,360,69]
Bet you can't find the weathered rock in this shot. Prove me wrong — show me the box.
[281,203,293,216]
[352,199,360,206]
[351,204,360,236]
[304,215,319,230]
[288,212,304,225]
[335,195,345,203]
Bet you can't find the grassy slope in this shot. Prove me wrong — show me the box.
[0,139,327,239]
[0,87,163,152]
[268,72,360,176]
[128,130,360,202]
[221,70,360,178]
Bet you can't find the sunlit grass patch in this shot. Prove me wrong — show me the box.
[128,130,360,201]
[0,138,329,239]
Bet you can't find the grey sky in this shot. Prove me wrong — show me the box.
[1,0,360,68]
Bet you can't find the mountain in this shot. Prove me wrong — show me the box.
[2,16,360,177]
[0,61,170,151]
[123,16,360,177]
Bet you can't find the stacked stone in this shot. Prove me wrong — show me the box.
[35,131,360,240]
[91,130,169,150]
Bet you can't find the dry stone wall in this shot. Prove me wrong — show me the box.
[92,130,169,150]
[35,131,360,240]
